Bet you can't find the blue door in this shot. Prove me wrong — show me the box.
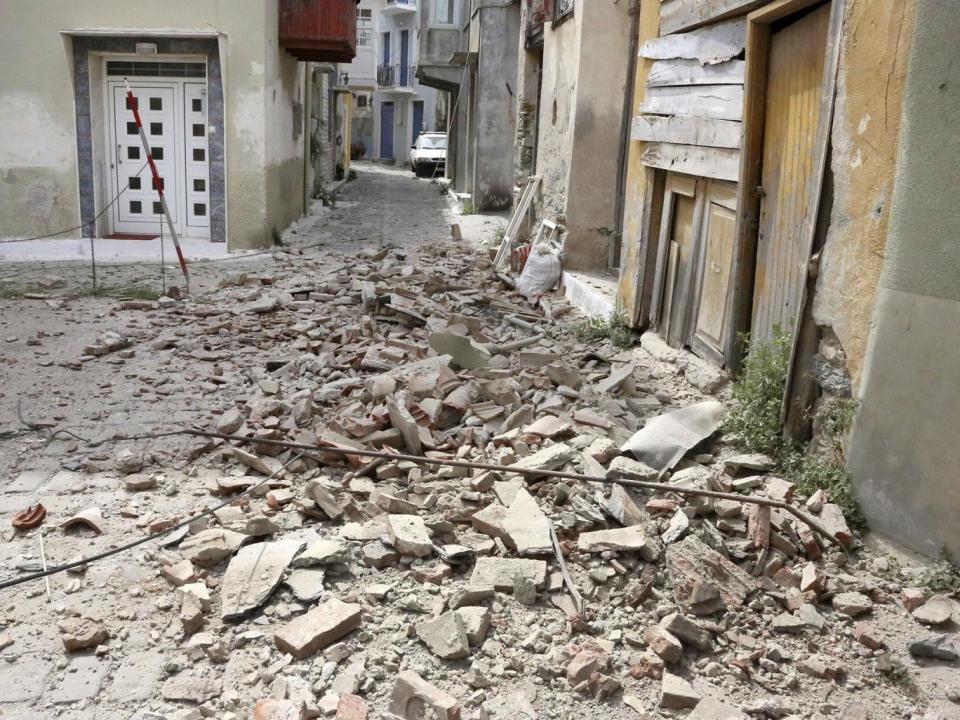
[412,101,424,145]
[400,30,409,86]
[380,102,395,159]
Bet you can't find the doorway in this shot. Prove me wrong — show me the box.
[380,102,395,159]
[104,61,210,239]
[750,3,832,345]
[412,100,424,144]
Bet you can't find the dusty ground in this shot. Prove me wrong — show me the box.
[0,164,957,720]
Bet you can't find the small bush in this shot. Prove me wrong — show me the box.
[919,552,960,594]
[725,327,866,531]
[572,311,635,349]
[724,327,793,457]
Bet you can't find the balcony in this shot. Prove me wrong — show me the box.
[377,63,416,90]
[383,0,417,15]
[279,0,360,63]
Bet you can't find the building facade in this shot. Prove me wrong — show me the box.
[342,0,443,166]
[418,0,521,211]
[613,0,959,559]
[0,0,356,251]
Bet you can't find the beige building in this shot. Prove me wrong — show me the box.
[0,0,358,251]
[615,0,959,559]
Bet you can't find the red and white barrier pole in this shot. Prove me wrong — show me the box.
[124,79,191,293]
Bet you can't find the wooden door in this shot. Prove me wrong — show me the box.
[691,181,737,361]
[653,173,702,346]
[750,3,831,345]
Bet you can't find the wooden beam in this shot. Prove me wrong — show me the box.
[647,58,746,88]
[659,0,767,35]
[641,17,746,65]
[641,85,744,121]
[641,142,740,182]
[632,114,742,149]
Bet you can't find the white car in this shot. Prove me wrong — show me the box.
[410,132,447,176]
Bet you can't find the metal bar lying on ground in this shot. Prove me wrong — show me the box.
[180,428,842,546]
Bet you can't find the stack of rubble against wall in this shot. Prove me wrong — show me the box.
[4,238,957,719]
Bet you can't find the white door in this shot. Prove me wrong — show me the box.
[108,78,210,239]
[110,83,181,235]
[183,82,210,231]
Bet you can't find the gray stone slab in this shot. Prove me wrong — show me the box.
[0,655,53,703]
[108,650,164,703]
[50,655,110,704]
[220,539,305,620]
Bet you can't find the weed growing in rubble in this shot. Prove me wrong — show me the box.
[725,327,868,531]
[724,327,792,456]
[919,552,960,593]
[572,311,635,349]
[880,657,919,696]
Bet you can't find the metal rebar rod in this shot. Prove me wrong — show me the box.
[181,428,841,546]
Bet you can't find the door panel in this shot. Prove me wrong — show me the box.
[412,100,424,144]
[751,3,831,345]
[692,181,737,360]
[112,84,179,231]
[380,102,395,159]
[184,82,210,229]
[655,174,701,346]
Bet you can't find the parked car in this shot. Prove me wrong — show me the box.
[410,132,447,176]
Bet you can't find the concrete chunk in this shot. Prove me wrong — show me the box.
[455,606,492,645]
[470,557,547,592]
[689,698,748,719]
[660,671,701,709]
[220,539,305,620]
[389,670,461,720]
[416,612,470,659]
[503,488,553,555]
[273,598,362,660]
[577,526,660,561]
[387,514,433,557]
[508,443,575,473]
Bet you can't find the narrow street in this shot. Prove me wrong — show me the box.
[0,165,955,720]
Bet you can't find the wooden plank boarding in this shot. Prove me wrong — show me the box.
[641,85,744,121]
[632,114,742,149]
[641,17,746,65]
[647,58,745,88]
[660,0,767,36]
[641,143,740,182]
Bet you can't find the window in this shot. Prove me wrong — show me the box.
[153,201,163,214]
[150,122,163,135]
[193,123,205,137]
[193,148,205,162]
[357,8,373,47]
[150,97,162,111]
[193,178,206,192]
[128,176,141,190]
[192,98,202,113]
[106,61,205,78]
[126,122,138,135]
[151,146,163,160]
[193,203,206,216]
[129,201,142,214]
[356,94,368,108]
[127,146,140,160]
[554,0,574,22]
[432,0,456,25]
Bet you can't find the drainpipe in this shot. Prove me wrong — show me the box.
[611,0,642,270]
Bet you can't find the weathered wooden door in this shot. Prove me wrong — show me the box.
[655,173,701,346]
[691,181,737,362]
[750,3,831,345]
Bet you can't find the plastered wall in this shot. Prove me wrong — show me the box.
[0,0,306,250]
[850,0,960,559]
[812,0,916,387]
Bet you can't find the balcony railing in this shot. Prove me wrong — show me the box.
[377,64,416,89]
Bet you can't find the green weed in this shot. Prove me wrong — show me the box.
[572,311,635,349]
[724,327,867,531]
[919,552,960,594]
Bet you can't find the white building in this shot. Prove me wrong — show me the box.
[342,0,444,165]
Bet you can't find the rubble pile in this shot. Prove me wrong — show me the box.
[1,241,958,720]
